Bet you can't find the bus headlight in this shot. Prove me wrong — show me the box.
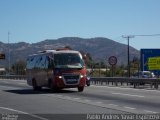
[58,76,62,79]
[80,74,86,78]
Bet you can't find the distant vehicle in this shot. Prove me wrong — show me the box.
[85,69,93,86]
[132,71,155,78]
[86,76,90,86]
[131,71,155,85]
[26,49,87,92]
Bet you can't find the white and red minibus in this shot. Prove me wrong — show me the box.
[26,49,87,92]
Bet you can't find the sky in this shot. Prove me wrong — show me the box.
[0,0,160,50]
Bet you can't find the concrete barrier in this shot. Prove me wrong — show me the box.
[0,75,27,80]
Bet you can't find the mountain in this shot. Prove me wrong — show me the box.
[0,37,139,67]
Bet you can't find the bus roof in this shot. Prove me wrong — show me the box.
[40,50,80,54]
[28,50,81,57]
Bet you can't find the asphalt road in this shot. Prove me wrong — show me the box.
[0,79,160,120]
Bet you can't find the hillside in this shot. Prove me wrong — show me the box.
[0,37,139,67]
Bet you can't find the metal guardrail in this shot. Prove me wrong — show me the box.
[0,75,27,80]
[0,75,160,89]
[90,77,160,89]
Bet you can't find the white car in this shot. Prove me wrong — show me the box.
[132,71,155,78]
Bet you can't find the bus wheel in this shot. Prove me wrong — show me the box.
[32,79,41,91]
[48,79,57,92]
[78,86,84,92]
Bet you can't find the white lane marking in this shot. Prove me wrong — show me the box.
[0,106,48,120]
[56,95,63,97]
[144,110,158,114]
[124,106,136,110]
[1,81,9,83]
[63,96,71,99]
[111,92,145,98]
[108,104,118,107]
[73,97,80,100]
[18,83,26,85]
[0,107,27,114]
[83,99,91,102]
[47,94,145,114]
[95,101,103,104]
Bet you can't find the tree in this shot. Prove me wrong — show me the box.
[12,60,26,75]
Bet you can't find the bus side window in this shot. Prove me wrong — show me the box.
[35,56,42,69]
[47,56,54,69]
[40,55,47,69]
[26,57,35,69]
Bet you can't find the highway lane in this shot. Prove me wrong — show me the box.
[0,79,160,119]
[0,79,127,120]
[84,86,160,114]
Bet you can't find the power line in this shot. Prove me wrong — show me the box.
[131,34,160,37]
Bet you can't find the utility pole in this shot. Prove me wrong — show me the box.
[8,31,10,75]
[122,35,134,77]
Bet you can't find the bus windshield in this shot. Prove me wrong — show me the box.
[54,53,84,68]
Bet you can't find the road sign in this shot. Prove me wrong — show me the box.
[140,49,160,72]
[108,56,117,65]
[147,57,160,70]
